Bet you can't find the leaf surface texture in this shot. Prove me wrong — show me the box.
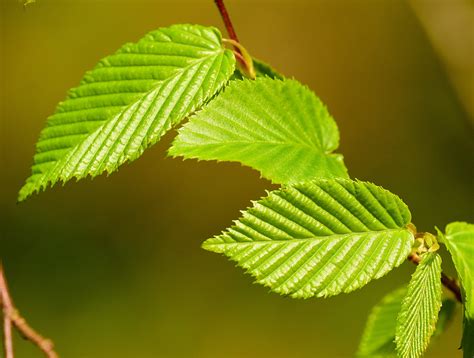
[203,178,413,298]
[358,287,456,357]
[442,222,474,358]
[395,253,443,358]
[20,24,235,201]
[170,78,348,184]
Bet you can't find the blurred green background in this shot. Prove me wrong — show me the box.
[1,0,473,357]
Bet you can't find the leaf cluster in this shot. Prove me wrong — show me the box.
[18,24,473,357]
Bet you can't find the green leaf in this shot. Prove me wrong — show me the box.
[434,299,457,338]
[231,58,284,80]
[19,24,235,201]
[358,287,405,357]
[253,58,284,79]
[169,78,348,184]
[395,252,443,358]
[358,287,457,357]
[442,222,474,358]
[203,178,413,298]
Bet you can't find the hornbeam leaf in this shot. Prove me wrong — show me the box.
[169,78,348,184]
[442,222,474,358]
[396,252,443,358]
[357,287,457,357]
[434,299,457,338]
[358,287,406,357]
[203,178,414,298]
[19,24,235,201]
[253,58,284,79]
[231,58,284,80]
[253,58,285,80]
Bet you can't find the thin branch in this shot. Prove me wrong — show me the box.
[222,38,256,79]
[1,268,14,358]
[214,0,240,44]
[0,263,59,358]
[214,0,254,77]
[407,253,463,303]
[441,274,463,303]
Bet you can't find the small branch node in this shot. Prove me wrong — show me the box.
[0,263,59,358]
[407,252,462,303]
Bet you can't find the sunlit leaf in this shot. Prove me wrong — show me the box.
[442,222,474,358]
[358,286,457,357]
[396,253,443,358]
[203,178,413,298]
[19,24,235,201]
[170,78,348,184]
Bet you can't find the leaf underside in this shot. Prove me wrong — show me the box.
[203,178,413,299]
[443,222,474,358]
[358,287,406,357]
[357,286,456,357]
[19,24,235,201]
[396,252,443,358]
[169,78,348,184]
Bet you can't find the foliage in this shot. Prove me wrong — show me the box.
[357,287,456,357]
[439,222,474,358]
[19,25,235,201]
[202,178,412,298]
[19,21,473,358]
[395,253,443,358]
[170,78,348,183]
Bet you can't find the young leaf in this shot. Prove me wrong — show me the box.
[203,178,413,298]
[253,58,284,79]
[441,222,474,358]
[19,24,235,201]
[395,252,443,358]
[357,287,406,357]
[169,78,348,184]
[231,58,284,80]
[434,299,457,338]
[357,287,457,357]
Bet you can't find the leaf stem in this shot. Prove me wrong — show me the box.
[214,0,256,79]
[0,263,59,358]
[222,39,256,79]
[407,252,462,303]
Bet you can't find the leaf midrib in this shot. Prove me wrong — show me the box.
[175,138,341,155]
[207,228,411,245]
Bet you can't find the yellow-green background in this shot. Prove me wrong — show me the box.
[1,0,473,357]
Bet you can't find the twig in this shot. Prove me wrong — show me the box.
[1,269,14,358]
[407,253,463,303]
[214,0,240,44]
[441,274,463,303]
[0,263,59,358]
[214,0,256,79]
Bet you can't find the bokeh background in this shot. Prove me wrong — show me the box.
[1,0,473,357]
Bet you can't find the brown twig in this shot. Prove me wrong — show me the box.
[214,0,256,79]
[214,0,240,44]
[0,263,58,358]
[407,253,462,303]
[1,267,14,358]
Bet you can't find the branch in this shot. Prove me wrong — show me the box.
[1,270,14,358]
[214,0,240,44]
[0,263,59,358]
[214,0,256,79]
[407,253,463,303]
